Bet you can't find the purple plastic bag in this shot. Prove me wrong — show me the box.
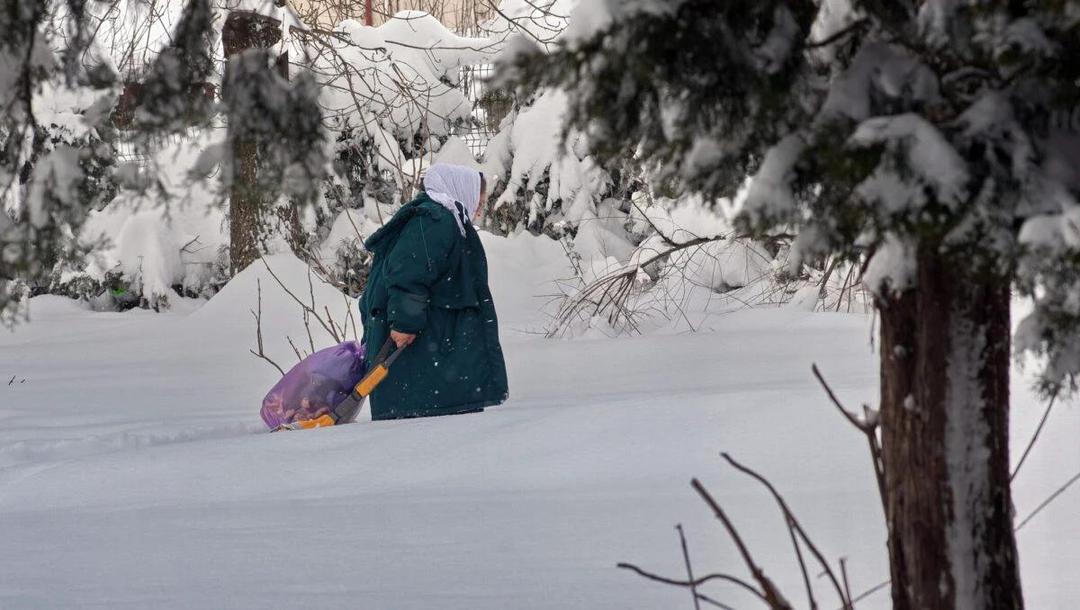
[260,341,367,430]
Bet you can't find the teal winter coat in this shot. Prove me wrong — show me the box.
[358,194,509,420]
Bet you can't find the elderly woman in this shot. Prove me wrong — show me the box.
[358,164,509,420]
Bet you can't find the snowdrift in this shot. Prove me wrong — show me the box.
[188,253,360,363]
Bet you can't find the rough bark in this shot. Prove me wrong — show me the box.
[878,248,1021,610]
[228,136,261,276]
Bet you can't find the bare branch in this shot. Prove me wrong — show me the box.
[787,515,817,610]
[811,364,886,515]
[325,304,343,342]
[286,335,305,363]
[719,453,851,609]
[1011,388,1059,482]
[180,234,205,254]
[847,579,890,607]
[817,256,840,311]
[1015,469,1080,532]
[547,234,728,337]
[695,592,736,610]
[480,0,562,47]
[834,263,860,313]
[811,364,871,432]
[630,196,695,247]
[691,478,794,609]
[248,279,285,376]
[259,256,341,344]
[304,308,316,355]
[805,18,869,49]
[839,558,854,610]
[676,524,702,610]
[615,562,767,604]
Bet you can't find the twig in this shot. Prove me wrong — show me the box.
[811,364,886,515]
[342,206,366,245]
[691,478,794,609]
[286,335,305,363]
[695,593,736,610]
[303,308,316,355]
[1011,389,1059,482]
[805,18,869,49]
[836,264,858,313]
[787,515,817,610]
[301,244,349,291]
[615,562,767,604]
[547,233,729,337]
[260,256,341,343]
[249,279,285,376]
[630,197,698,247]
[1015,469,1080,532]
[847,579,890,607]
[344,293,360,342]
[676,525,702,610]
[719,453,851,609]
[839,558,853,610]
[306,266,321,350]
[325,305,342,342]
[818,256,840,310]
[180,234,205,254]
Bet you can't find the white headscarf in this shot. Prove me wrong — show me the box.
[423,163,482,236]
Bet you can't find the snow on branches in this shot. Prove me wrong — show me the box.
[3,3,508,316]
[510,0,1080,390]
[1,0,118,322]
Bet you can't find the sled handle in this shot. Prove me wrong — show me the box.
[370,336,406,368]
[353,337,406,398]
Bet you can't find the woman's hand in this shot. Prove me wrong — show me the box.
[390,330,416,349]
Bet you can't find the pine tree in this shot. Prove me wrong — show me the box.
[507,1,1080,607]
[0,0,111,323]
[1,1,330,315]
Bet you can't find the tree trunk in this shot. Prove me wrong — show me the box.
[228,137,261,276]
[878,248,1022,609]
[223,10,283,276]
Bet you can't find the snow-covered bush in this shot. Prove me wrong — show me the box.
[0,0,236,317]
[309,12,491,198]
[285,11,498,295]
[481,89,616,236]
[19,5,505,312]
[545,194,811,337]
[61,131,228,310]
[0,1,129,323]
[20,82,122,294]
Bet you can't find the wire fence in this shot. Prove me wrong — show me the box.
[112,137,150,167]
[111,62,504,166]
[112,130,202,168]
[457,63,510,159]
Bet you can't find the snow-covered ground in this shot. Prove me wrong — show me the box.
[1,233,1077,609]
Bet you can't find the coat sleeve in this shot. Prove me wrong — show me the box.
[384,213,455,334]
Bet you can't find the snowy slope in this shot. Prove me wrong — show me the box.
[0,233,1077,609]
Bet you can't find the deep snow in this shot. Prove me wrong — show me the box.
[1,233,1077,609]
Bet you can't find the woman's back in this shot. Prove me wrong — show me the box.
[359,193,508,420]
